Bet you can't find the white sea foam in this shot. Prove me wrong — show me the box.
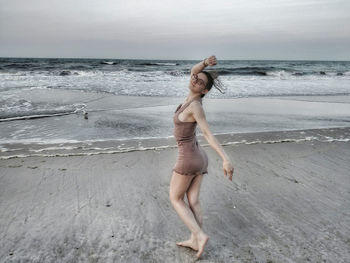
[1,134,348,160]
[1,58,350,150]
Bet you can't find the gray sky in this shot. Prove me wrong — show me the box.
[0,0,349,60]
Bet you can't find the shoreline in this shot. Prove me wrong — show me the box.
[1,126,349,160]
[1,127,350,262]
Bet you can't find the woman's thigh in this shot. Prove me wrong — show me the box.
[169,171,196,201]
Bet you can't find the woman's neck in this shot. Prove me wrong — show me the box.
[185,93,201,102]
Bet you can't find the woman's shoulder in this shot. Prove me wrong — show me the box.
[190,98,203,106]
[188,99,203,112]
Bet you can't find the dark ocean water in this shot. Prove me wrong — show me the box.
[1,57,350,118]
[0,57,350,158]
[1,57,350,121]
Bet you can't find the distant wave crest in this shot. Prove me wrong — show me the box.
[139,62,178,66]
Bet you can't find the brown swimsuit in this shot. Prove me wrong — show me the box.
[172,97,208,176]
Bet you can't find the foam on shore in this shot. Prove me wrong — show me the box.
[1,126,349,160]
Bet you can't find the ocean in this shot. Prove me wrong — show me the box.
[1,57,350,159]
[1,58,350,100]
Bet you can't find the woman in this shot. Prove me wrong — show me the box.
[169,55,234,259]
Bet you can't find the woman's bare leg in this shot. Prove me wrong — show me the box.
[187,174,208,259]
[176,174,204,250]
[187,174,204,227]
[169,172,209,258]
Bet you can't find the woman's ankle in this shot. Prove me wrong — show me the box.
[194,230,207,240]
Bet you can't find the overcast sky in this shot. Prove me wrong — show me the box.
[0,0,349,60]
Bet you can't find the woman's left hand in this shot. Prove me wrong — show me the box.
[223,160,234,181]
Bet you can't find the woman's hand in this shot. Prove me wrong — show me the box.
[205,55,217,66]
[223,160,234,181]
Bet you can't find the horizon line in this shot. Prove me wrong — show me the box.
[0,56,349,62]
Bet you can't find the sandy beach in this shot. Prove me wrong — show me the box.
[1,127,349,262]
[1,0,350,261]
[1,3,350,262]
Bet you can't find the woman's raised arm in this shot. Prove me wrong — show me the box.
[191,55,217,75]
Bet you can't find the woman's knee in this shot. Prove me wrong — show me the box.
[169,189,184,203]
[188,195,200,209]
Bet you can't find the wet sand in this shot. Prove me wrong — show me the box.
[1,92,350,144]
[1,128,350,262]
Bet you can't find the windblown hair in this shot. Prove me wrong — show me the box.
[201,71,226,98]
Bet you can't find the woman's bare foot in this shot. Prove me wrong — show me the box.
[176,235,199,251]
[195,232,209,259]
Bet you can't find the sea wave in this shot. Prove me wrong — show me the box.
[100,61,118,65]
[1,67,349,80]
[139,62,178,66]
[1,58,349,100]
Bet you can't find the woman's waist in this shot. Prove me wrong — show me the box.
[176,139,199,148]
[174,133,197,141]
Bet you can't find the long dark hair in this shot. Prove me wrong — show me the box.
[201,71,226,98]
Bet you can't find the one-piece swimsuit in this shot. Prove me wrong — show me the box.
[172,97,208,176]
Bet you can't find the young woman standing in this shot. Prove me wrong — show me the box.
[169,55,234,259]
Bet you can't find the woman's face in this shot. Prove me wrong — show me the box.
[190,72,208,94]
